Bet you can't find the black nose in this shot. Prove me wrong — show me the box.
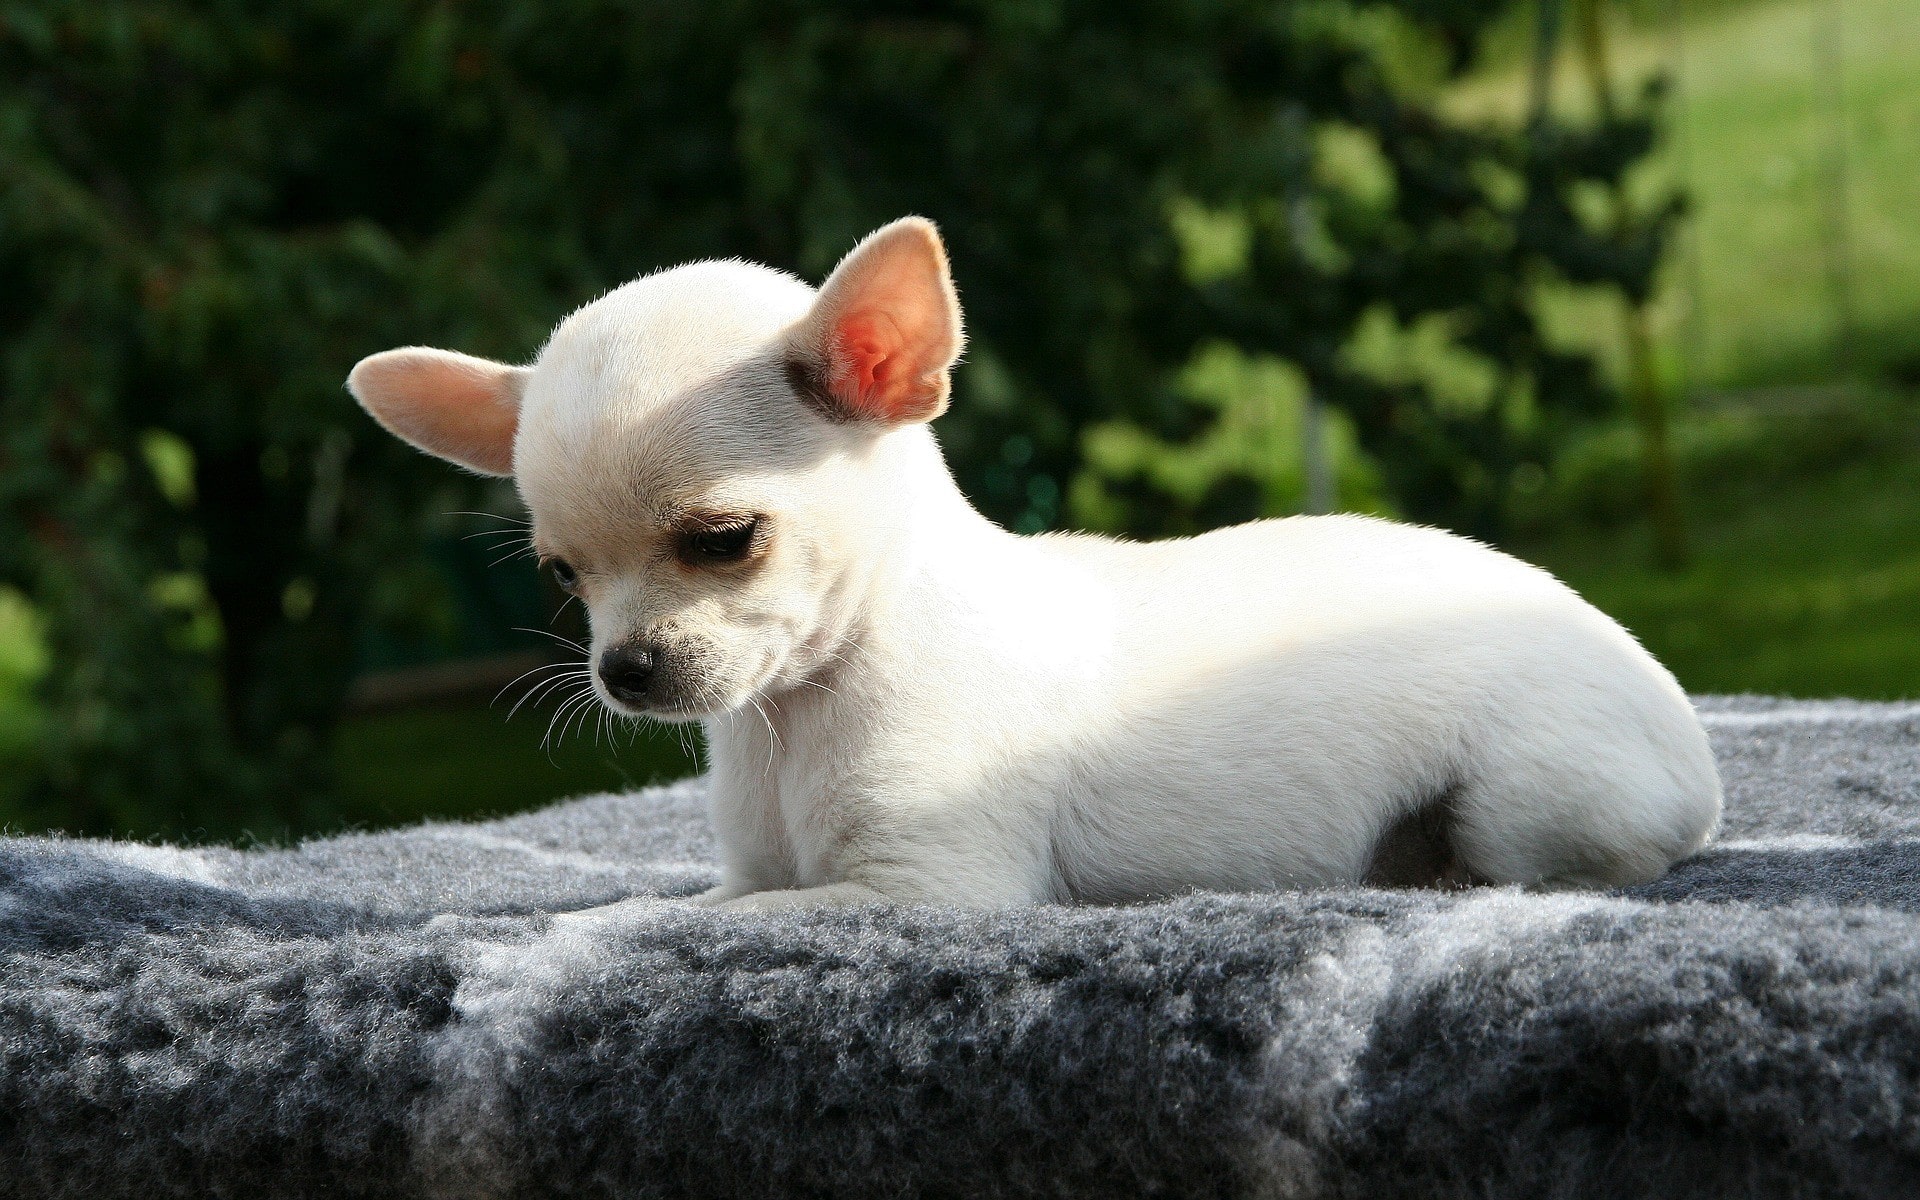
[598,644,655,704]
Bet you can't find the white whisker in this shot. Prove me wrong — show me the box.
[543,688,597,750]
[506,667,590,722]
[538,682,591,741]
[559,693,594,747]
[462,529,531,548]
[514,626,590,655]
[574,691,605,745]
[491,660,578,708]
[443,510,529,526]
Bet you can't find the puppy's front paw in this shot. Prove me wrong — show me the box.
[718,882,892,912]
[685,883,751,907]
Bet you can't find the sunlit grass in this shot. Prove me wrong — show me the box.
[1454,0,1920,390]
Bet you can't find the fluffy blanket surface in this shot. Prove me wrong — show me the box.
[4,696,1919,1199]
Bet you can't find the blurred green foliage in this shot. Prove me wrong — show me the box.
[0,0,1666,838]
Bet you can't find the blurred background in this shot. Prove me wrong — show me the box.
[1,0,1914,843]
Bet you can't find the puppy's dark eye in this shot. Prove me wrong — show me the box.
[547,559,578,591]
[683,519,758,564]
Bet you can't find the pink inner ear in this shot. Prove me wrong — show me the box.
[829,315,906,419]
[349,349,522,476]
[803,217,964,425]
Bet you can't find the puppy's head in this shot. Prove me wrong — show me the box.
[348,217,964,721]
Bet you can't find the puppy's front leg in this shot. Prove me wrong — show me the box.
[692,715,799,907]
[716,882,893,912]
[733,780,1053,909]
[685,881,760,907]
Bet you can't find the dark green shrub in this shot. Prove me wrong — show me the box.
[0,1,1661,835]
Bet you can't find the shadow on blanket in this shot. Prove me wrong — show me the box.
[3,696,1918,1199]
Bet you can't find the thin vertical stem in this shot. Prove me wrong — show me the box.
[1576,0,1688,568]
[1667,0,1711,395]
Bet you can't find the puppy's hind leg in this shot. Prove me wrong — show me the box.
[1446,738,1719,892]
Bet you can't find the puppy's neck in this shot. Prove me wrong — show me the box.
[778,426,1013,696]
[883,426,1005,551]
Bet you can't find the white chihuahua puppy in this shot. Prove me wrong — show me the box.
[348,217,1720,910]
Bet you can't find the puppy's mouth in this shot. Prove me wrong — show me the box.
[595,689,717,724]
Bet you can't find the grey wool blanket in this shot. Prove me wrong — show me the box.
[5,696,1920,1199]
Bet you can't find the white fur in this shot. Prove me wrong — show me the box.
[352,222,1723,909]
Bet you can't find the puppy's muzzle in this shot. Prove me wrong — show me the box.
[598,643,656,707]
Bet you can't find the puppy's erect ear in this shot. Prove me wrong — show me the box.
[346,347,528,476]
[788,216,965,425]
